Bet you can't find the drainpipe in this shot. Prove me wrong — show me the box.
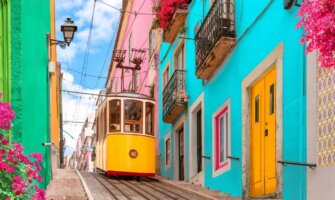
[60,72,64,168]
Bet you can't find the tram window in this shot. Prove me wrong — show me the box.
[109,100,121,132]
[124,100,143,133]
[145,102,155,136]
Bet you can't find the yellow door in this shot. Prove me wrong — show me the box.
[250,67,276,197]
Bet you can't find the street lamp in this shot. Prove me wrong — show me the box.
[49,18,77,49]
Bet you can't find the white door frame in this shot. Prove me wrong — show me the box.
[241,43,283,198]
[189,93,204,185]
[174,114,186,181]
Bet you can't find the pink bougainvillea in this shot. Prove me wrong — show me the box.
[0,94,15,130]
[296,0,335,68]
[0,92,46,200]
[154,0,191,30]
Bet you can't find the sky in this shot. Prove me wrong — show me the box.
[55,0,122,156]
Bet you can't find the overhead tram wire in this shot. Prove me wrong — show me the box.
[96,0,154,16]
[70,0,97,133]
[94,17,120,89]
[120,0,146,49]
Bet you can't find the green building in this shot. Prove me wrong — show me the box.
[0,0,51,188]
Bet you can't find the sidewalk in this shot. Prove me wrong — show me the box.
[153,175,242,200]
[46,169,88,200]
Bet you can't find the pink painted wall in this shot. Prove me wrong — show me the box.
[112,0,154,96]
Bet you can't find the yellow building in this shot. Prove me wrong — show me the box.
[49,0,62,169]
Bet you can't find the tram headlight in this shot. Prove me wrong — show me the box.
[129,149,138,158]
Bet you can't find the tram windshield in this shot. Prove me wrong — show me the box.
[124,100,143,133]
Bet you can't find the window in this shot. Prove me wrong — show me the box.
[165,138,171,166]
[213,99,231,176]
[163,66,170,88]
[109,100,121,132]
[124,100,143,133]
[270,84,274,114]
[145,102,155,136]
[174,44,185,71]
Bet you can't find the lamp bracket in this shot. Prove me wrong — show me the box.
[49,39,69,49]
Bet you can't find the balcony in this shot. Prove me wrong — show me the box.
[195,0,236,80]
[163,9,188,43]
[163,70,187,123]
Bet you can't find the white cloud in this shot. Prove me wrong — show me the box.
[55,0,122,156]
[61,70,99,152]
[56,0,84,11]
[56,0,122,63]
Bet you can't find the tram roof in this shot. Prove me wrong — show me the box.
[102,92,155,101]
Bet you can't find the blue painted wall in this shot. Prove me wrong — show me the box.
[158,0,306,199]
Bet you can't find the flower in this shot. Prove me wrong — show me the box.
[154,0,191,30]
[30,153,43,162]
[296,0,335,68]
[2,139,9,145]
[0,91,45,200]
[31,186,46,200]
[11,176,26,196]
[0,100,15,130]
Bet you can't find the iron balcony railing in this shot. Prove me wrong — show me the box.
[195,0,235,71]
[163,70,186,118]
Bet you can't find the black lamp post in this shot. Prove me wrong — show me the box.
[49,18,77,49]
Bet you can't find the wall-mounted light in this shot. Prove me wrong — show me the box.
[284,0,302,9]
[48,18,77,49]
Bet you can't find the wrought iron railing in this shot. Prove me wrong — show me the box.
[163,70,186,117]
[195,0,235,71]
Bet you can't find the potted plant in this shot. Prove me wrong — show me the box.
[153,0,191,43]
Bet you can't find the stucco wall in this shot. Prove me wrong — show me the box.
[11,0,51,188]
[158,0,306,199]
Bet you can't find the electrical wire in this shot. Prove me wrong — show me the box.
[97,0,154,16]
[70,0,97,133]
[94,17,121,88]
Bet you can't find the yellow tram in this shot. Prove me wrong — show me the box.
[95,93,156,176]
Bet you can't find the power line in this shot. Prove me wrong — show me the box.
[97,0,154,16]
[121,0,146,49]
[67,67,107,79]
[94,17,121,88]
[63,120,94,124]
[71,1,97,133]
[62,89,102,96]
[63,130,76,140]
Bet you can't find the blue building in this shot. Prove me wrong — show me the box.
[157,0,308,199]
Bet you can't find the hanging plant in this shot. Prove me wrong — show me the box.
[154,0,191,31]
[0,92,46,200]
[296,0,335,68]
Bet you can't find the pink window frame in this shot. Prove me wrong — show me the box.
[215,105,229,171]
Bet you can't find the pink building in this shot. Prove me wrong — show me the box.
[105,0,161,173]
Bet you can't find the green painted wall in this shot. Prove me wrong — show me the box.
[10,0,51,188]
[0,0,10,102]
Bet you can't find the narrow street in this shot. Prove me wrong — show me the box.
[80,172,235,200]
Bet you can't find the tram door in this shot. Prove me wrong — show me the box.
[178,127,185,180]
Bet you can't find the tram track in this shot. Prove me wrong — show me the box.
[82,172,210,200]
